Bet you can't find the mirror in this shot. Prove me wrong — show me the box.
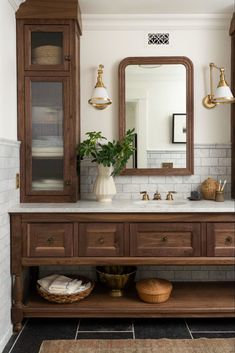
[119,56,194,175]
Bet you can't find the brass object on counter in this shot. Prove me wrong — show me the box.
[153,191,161,200]
[166,191,176,201]
[215,191,224,202]
[140,191,150,201]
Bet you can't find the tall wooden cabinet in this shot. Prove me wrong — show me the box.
[230,13,235,198]
[16,0,81,202]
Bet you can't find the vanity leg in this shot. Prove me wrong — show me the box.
[12,274,24,332]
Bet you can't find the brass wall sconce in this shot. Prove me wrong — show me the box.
[203,63,235,109]
[88,64,112,110]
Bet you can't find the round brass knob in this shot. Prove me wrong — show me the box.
[161,235,168,242]
[225,236,232,245]
[98,237,104,244]
[64,55,71,61]
[47,236,55,244]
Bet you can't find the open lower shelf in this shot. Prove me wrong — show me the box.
[24,282,235,318]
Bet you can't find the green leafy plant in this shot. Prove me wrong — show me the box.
[77,129,135,176]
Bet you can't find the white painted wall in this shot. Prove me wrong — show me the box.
[0,0,17,140]
[0,1,18,351]
[80,16,232,144]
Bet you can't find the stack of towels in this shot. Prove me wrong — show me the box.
[38,274,91,295]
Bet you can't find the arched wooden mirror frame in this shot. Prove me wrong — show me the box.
[119,56,194,175]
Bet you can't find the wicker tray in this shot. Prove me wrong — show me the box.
[37,276,95,304]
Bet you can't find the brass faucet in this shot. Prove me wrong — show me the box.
[140,191,150,201]
[153,191,161,200]
[166,191,176,201]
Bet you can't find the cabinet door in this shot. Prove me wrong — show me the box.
[24,77,72,197]
[78,223,124,256]
[24,24,70,71]
[130,223,201,256]
[23,223,74,257]
[207,223,235,257]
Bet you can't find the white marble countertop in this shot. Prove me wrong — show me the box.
[9,199,235,213]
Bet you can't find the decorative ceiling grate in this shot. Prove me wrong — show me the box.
[148,33,169,45]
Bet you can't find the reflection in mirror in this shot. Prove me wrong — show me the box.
[119,57,194,176]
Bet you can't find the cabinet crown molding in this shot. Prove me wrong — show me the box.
[16,0,82,33]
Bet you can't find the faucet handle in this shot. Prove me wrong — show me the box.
[140,191,150,201]
[166,191,177,200]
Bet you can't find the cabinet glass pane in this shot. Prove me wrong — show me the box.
[31,32,63,65]
[31,82,64,191]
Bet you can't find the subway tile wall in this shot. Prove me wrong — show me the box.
[0,138,20,352]
[80,143,232,200]
[147,150,186,168]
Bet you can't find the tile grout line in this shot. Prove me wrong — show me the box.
[76,330,134,333]
[190,330,235,333]
[184,320,194,339]
[74,320,80,340]
[132,321,136,340]
[8,319,29,353]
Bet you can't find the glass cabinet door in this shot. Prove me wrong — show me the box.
[25,78,70,194]
[24,25,69,70]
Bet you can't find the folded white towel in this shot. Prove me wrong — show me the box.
[48,275,72,291]
[37,274,59,291]
[38,274,91,295]
[66,279,82,294]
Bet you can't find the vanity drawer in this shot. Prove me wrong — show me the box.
[78,223,124,256]
[23,223,74,257]
[130,223,201,256]
[207,223,235,257]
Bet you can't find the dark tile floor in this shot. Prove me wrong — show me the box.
[3,318,235,353]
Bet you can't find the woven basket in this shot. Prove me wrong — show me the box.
[136,278,172,304]
[201,177,219,200]
[37,276,95,304]
[32,45,62,65]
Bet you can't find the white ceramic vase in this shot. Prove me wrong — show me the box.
[93,164,117,202]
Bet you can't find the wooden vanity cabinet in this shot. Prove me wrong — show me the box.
[207,223,235,257]
[78,223,125,257]
[10,212,235,332]
[16,0,81,202]
[130,223,201,256]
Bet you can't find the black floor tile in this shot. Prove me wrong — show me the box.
[79,318,133,332]
[134,318,191,339]
[2,334,19,353]
[192,332,235,339]
[186,318,235,332]
[76,332,133,339]
[8,318,78,353]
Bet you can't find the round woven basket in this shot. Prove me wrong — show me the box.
[136,278,173,304]
[32,45,62,65]
[37,276,95,304]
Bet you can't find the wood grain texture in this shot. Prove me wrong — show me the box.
[207,223,235,257]
[10,212,235,331]
[24,282,235,318]
[17,17,80,202]
[16,0,82,34]
[130,223,201,257]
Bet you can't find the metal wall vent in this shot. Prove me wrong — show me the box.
[148,33,169,45]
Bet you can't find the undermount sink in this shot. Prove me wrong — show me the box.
[134,200,187,206]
